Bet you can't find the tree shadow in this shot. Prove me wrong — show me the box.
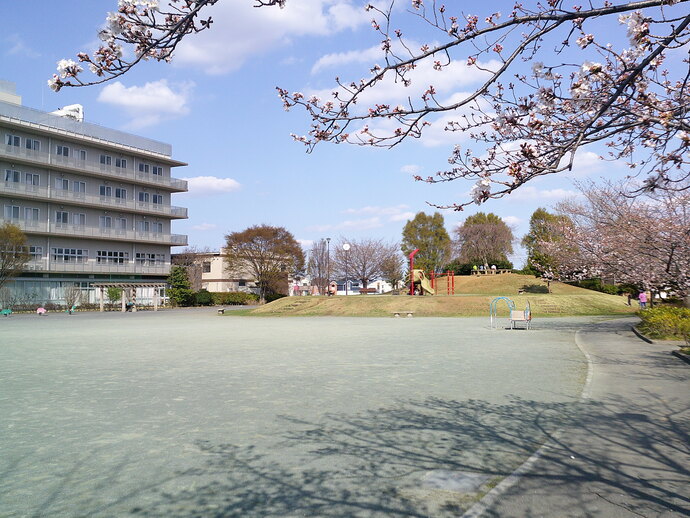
[520,284,550,294]
[118,394,689,517]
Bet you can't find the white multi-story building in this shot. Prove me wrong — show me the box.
[0,81,188,306]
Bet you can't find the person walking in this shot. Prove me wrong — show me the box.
[638,291,647,309]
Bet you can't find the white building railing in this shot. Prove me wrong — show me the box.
[0,181,187,218]
[1,144,187,191]
[0,217,188,246]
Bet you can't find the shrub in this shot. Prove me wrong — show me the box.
[195,289,213,306]
[265,292,287,303]
[210,292,260,306]
[637,306,690,344]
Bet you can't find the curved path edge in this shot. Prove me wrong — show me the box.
[462,316,690,518]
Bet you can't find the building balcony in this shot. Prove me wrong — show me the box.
[24,258,170,276]
[1,218,188,246]
[1,144,188,192]
[0,181,188,219]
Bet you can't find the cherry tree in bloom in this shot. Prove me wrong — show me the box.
[539,181,690,302]
[278,0,690,208]
[54,1,690,209]
[47,0,286,92]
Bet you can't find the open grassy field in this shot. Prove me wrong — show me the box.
[246,274,637,317]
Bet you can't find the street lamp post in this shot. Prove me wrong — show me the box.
[343,243,350,296]
[326,237,331,289]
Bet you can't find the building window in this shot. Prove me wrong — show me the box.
[29,246,43,260]
[5,134,20,147]
[152,166,163,176]
[99,216,112,228]
[25,173,40,186]
[73,181,85,193]
[100,154,112,166]
[72,213,86,226]
[137,220,150,232]
[55,211,69,224]
[202,261,211,273]
[78,150,87,161]
[138,192,150,203]
[115,158,127,168]
[25,139,40,151]
[51,248,88,263]
[152,222,163,233]
[152,194,163,205]
[138,163,149,173]
[4,205,20,219]
[115,217,127,230]
[115,187,127,199]
[136,252,164,265]
[4,169,20,183]
[99,185,112,197]
[24,207,40,221]
[55,178,69,190]
[56,145,70,157]
[97,250,129,264]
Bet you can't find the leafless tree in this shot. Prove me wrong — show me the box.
[332,238,398,290]
[172,246,213,291]
[0,223,30,292]
[307,239,331,295]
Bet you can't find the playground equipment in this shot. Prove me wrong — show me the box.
[411,269,435,295]
[490,297,532,330]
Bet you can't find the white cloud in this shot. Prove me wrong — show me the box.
[5,35,39,58]
[309,217,384,232]
[388,211,416,222]
[174,0,373,75]
[507,186,580,202]
[182,176,241,197]
[341,204,415,223]
[297,239,314,249]
[502,215,522,227]
[342,204,409,216]
[311,45,384,75]
[401,164,421,175]
[97,80,193,129]
[191,222,217,231]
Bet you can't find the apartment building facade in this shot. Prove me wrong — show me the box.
[0,82,188,306]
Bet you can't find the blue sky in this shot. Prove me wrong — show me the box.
[1,0,635,266]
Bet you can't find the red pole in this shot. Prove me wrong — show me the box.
[452,271,455,295]
[409,249,419,295]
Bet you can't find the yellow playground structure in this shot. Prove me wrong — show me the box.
[411,269,435,295]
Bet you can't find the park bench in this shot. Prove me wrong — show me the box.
[393,311,415,318]
[358,288,377,294]
[509,301,532,330]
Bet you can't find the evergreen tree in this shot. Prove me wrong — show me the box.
[401,212,451,273]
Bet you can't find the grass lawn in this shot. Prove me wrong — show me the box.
[239,274,636,317]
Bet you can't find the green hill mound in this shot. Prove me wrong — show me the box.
[245,274,636,317]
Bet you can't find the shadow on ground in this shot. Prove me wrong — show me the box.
[97,394,690,517]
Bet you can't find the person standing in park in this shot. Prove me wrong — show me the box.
[638,291,648,309]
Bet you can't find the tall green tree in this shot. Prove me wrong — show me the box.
[167,265,194,307]
[225,225,305,304]
[454,213,514,268]
[401,212,451,273]
[0,223,30,291]
[522,208,567,276]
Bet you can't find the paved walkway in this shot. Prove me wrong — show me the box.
[1,312,687,517]
[471,317,690,518]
